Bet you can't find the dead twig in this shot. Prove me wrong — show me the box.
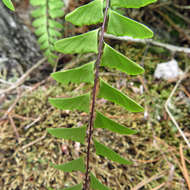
[181,85,190,99]
[165,67,190,148]
[12,113,36,121]
[151,182,166,190]
[155,137,190,188]
[165,164,175,189]
[8,115,19,141]
[24,116,41,130]
[165,6,190,25]
[1,90,22,120]
[0,58,46,95]
[155,10,190,43]
[174,4,190,9]
[134,157,161,164]
[131,171,166,190]
[21,133,46,150]
[24,107,53,130]
[104,33,190,54]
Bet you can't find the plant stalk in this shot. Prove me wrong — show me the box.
[83,0,110,189]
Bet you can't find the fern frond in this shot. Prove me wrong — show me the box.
[2,0,15,11]
[30,0,64,65]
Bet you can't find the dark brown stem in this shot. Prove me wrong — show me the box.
[83,0,110,189]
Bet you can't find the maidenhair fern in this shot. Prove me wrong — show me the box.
[2,0,15,11]
[47,0,156,189]
[30,0,65,65]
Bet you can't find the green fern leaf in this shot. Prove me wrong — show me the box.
[32,16,46,27]
[94,111,137,135]
[55,29,99,54]
[30,0,64,65]
[111,0,157,8]
[30,0,46,6]
[38,33,48,44]
[40,41,49,50]
[65,0,104,26]
[2,0,15,11]
[107,10,153,39]
[49,19,63,29]
[34,26,47,36]
[101,43,144,75]
[49,93,90,113]
[31,7,46,17]
[90,173,111,190]
[94,139,132,165]
[98,79,144,112]
[51,62,95,85]
[48,28,62,37]
[49,8,65,19]
[49,0,64,10]
[47,126,86,144]
[51,158,86,173]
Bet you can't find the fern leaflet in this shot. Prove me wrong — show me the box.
[30,0,64,65]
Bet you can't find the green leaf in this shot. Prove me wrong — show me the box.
[98,79,143,112]
[44,49,57,59]
[47,126,86,144]
[94,111,137,135]
[38,33,48,44]
[48,19,63,29]
[30,0,46,6]
[62,184,83,190]
[40,41,49,50]
[107,10,153,39]
[90,173,111,190]
[55,29,99,54]
[30,0,63,66]
[48,28,62,37]
[31,7,46,17]
[34,26,47,36]
[32,16,47,27]
[51,62,94,85]
[49,93,90,113]
[49,1,64,10]
[51,158,86,173]
[49,8,65,18]
[2,0,15,11]
[65,0,104,26]
[94,139,132,165]
[111,0,157,8]
[101,43,144,75]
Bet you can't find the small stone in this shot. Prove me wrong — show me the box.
[154,59,183,80]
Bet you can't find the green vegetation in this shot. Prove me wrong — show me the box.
[30,0,65,65]
[47,0,155,189]
[2,0,15,11]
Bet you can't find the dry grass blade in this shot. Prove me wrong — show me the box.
[165,67,190,148]
[21,133,46,150]
[151,182,166,190]
[8,115,19,141]
[180,144,190,190]
[0,58,46,95]
[131,171,166,190]
[1,91,22,120]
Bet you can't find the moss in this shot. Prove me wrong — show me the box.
[1,45,190,190]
